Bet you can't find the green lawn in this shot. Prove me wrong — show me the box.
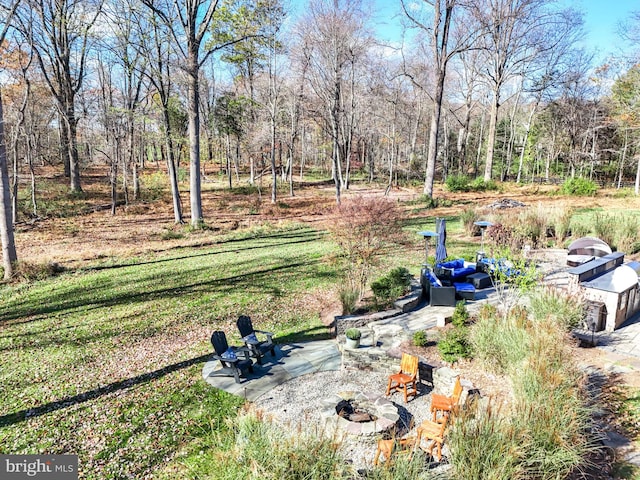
[0,224,342,479]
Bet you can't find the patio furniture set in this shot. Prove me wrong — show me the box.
[210,315,275,384]
[420,259,492,307]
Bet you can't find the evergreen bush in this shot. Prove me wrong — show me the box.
[370,267,412,307]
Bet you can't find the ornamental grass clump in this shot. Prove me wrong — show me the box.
[529,286,585,330]
[452,288,594,479]
[214,410,350,480]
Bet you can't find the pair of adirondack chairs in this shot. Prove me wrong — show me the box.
[210,316,276,384]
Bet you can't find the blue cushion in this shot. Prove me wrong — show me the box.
[439,259,464,269]
[221,348,237,360]
[243,333,259,344]
[426,271,442,287]
[453,282,475,293]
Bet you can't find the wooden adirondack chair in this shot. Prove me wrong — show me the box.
[416,418,447,461]
[430,376,463,422]
[373,437,416,466]
[385,353,419,403]
[210,330,253,384]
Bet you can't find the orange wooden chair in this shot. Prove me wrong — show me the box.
[430,376,463,422]
[385,353,419,403]
[373,437,416,466]
[416,418,447,461]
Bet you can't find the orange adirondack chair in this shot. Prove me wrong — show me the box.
[430,376,463,422]
[385,353,419,403]
[416,418,447,461]
[373,437,416,466]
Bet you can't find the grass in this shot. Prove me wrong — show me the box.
[458,290,595,479]
[0,224,340,479]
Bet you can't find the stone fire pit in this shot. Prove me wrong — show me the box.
[321,390,399,436]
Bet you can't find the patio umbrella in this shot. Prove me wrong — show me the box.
[435,218,447,264]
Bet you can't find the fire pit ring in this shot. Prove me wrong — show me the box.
[321,390,399,436]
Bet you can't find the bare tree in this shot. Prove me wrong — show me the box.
[402,0,481,197]
[0,0,22,279]
[296,0,371,204]
[131,5,183,223]
[19,0,102,193]
[472,0,582,181]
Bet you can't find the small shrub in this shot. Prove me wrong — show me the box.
[560,177,598,196]
[13,261,65,282]
[445,174,471,192]
[161,229,184,240]
[370,267,412,307]
[438,326,470,363]
[412,330,428,347]
[345,328,361,340]
[452,301,469,328]
[405,194,440,208]
[469,177,499,192]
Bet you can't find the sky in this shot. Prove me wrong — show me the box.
[569,0,638,62]
[366,0,639,64]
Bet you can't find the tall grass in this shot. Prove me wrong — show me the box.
[455,288,594,479]
[209,410,349,480]
[529,286,585,330]
[448,401,525,480]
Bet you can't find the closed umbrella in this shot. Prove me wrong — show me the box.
[435,218,447,264]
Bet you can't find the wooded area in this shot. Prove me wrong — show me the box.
[1,0,640,278]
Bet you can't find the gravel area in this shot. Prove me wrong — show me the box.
[253,369,444,472]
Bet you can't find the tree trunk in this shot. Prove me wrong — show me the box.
[484,91,499,181]
[270,117,277,204]
[59,113,70,177]
[186,55,203,227]
[424,73,446,197]
[66,107,82,192]
[0,89,17,279]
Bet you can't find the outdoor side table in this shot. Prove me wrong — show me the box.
[467,272,492,289]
